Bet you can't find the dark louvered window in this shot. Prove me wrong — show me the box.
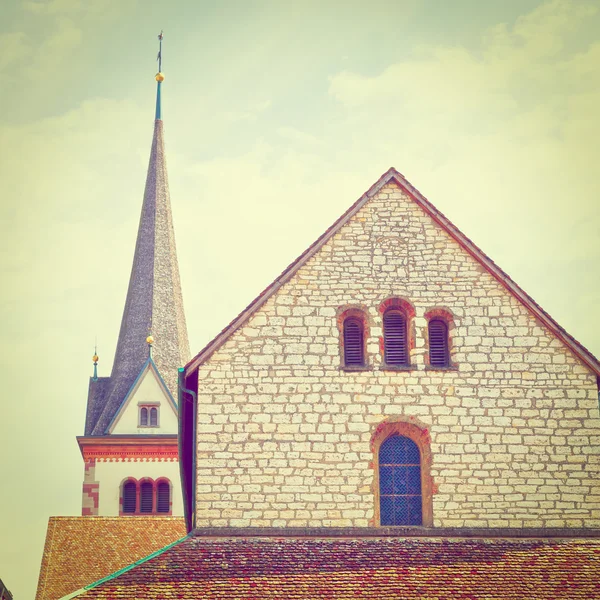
[122,481,137,514]
[429,319,449,367]
[150,407,158,427]
[157,481,170,513]
[383,310,408,366]
[343,317,364,366]
[140,481,153,513]
[140,407,148,426]
[379,435,422,526]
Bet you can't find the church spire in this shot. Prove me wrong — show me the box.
[87,34,190,435]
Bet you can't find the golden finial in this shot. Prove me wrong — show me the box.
[146,335,154,345]
[155,72,165,82]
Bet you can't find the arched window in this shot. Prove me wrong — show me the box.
[383,309,408,366]
[379,435,422,526]
[140,481,153,513]
[139,407,148,426]
[122,480,137,514]
[428,319,449,367]
[157,481,170,513]
[343,317,364,366]
[150,407,158,427]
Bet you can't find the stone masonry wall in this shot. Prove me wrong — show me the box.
[195,182,600,528]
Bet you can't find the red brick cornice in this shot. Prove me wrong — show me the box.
[77,435,178,461]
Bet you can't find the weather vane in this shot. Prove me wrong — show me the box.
[157,30,163,72]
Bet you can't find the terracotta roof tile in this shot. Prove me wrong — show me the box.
[35,517,186,600]
[71,535,600,599]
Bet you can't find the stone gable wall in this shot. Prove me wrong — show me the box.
[194,182,600,528]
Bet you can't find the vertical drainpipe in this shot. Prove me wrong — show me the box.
[178,367,197,532]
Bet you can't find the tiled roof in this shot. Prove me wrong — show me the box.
[69,535,600,599]
[35,517,186,600]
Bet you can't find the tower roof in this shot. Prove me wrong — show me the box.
[86,59,189,435]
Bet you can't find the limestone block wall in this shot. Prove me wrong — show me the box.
[194,182,600,529]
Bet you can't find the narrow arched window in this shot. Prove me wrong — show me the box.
[157,481,170,513]
[379,435,422,526]
[343,317,364,366]
[383,309,408,366]
[429,319,449,367]
[122,480,137,514]
[150,407,158,427]
[140,407,148,426]
[140,481,153,513]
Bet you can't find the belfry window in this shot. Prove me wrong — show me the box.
[157,481,171,513]
[379,435,422,526]
[383,309,408,366]
[120,478,172,516]
[343,317,365,366]
[122,480,137,514]
[428,319,449,367]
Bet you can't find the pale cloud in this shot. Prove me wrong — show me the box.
[22,0,82,14]
[277,125,322,145]
[0,31,31,73]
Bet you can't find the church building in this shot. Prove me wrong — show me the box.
[39,34,600,600]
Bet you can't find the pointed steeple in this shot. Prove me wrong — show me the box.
[88,34,189,435]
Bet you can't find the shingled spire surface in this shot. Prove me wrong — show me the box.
[86,116,190,435]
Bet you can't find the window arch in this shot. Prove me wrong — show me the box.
[371,419,433,527]
[379,435,422,525]
[140,407,148,426]
[383,309,408,366]
[150,407,158,426]
[378,298,415,369]
[119,478,172,516]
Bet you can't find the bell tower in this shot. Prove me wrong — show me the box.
[77,32,189,517]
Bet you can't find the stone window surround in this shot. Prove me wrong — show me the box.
[378,297,416,371]
[119,476,173,516]
[370,417,434,527]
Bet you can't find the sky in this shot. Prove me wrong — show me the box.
[1,0,599,597]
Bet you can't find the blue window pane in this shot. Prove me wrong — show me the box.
[404,440,420,464]
[379,466,394,494]
[393,496,409,525]
[393,467,409,495]
[379,435,420,465]
[380,495,394,526]
[408,496,423,526]
[406,466,421,494]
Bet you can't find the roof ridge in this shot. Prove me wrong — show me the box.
[58,534,190,600]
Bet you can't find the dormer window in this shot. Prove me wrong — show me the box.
[139,405,159,427]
